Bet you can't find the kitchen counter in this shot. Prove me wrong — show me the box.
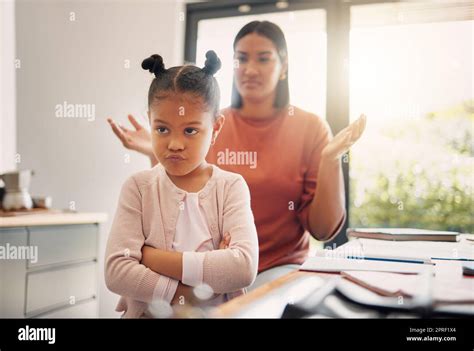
[0,211,108,228]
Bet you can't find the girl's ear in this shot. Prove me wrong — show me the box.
[212,114,225,144]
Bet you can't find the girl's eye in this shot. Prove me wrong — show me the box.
[156,127,168,134]
[184,128,198,136]
[237,56,247,63]
[259,57,270,63]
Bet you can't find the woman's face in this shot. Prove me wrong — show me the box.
[233,33,286,103]
[148,94,223,177]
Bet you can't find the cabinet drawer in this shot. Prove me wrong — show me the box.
[28,224,97,268]
[26,262,97,316]
[38,298,98,318]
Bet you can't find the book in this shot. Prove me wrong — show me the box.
[299,256,433,274]
[342,238,474,262]
[347,228,460,242]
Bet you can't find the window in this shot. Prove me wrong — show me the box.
[349,2,473,233]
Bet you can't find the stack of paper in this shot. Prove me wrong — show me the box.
[299,256,433,274]
[347,228,460,242]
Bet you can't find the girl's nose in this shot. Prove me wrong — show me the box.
[168,138,185,151]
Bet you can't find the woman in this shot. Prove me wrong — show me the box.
[108,21,366,290]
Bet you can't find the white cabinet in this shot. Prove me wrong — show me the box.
[27,225,97,268]
[26,261,97,316]
[0,215,105,318]
[39,299,98,318]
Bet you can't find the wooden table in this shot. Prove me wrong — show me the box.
[213,270,336,318]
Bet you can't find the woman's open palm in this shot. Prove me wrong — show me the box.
[107,114,153,157]
[322,114,367,161]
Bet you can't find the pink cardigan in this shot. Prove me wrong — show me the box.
[105,163,259,318]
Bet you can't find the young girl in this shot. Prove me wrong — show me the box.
[105,51,259,318]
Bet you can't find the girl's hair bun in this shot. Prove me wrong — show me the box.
[141,54,165,77]
[202,50,221,76]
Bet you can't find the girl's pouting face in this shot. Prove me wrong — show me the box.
[234,33,286,103]
[148,93,223,177]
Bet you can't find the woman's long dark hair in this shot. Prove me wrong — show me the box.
[231,21,289,109]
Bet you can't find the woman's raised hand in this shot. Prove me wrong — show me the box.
[107,114,154,158]
[321,114,367,162]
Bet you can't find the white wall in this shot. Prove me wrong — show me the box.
[15,0,185,317]
[0,0,17,174]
